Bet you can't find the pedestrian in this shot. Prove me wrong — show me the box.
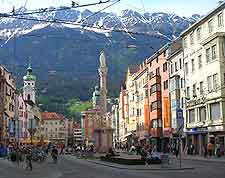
[190,144,194,155]
[215,143,221,157]
[207,142,213,157]
[175,144,179,158]
[203,144,208,158]
[25,148,32,171]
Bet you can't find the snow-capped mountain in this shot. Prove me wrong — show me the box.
[0,8,200,112]
[0,7,200,41]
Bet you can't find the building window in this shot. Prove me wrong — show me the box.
[151,101,161,111]
[193,84,197,97]
[218,13,223,27]
[207,76,213,92]
[208,19,214,33]
[186,87,190,98]
[27,94,31,101]
[212,45,216,60]
[206,48,211,63]
[180,78,184,88]
[213,73,219,90]
[179,58,182,69]
[224,73,225,86]
[199,107,206,121]
[181,97,184,108]
[156,67,160,75]
[163,63,167,72]
[191,59,195,72]
[163,80,168,90]
[151,119,158,128]
[175,61,178,72]
[149,71,154,79]
[189,109,195,123]
[185,62,188,75]
[170,64,174,75]
[183,37,187,48]
[190,32,194,45]
[150,83,161,94]
[210,102,220,120]
[200,81,204,95]
[151,119,162,128]
[197,27,201,41]
[198,55,202,69]
[145,89,148,97]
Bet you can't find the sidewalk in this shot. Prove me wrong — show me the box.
[111,151,225,163]
[65,154,193,171]
[86,158,194,171]
[183,155,225,162]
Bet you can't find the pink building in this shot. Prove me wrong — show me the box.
[147,45,171,151]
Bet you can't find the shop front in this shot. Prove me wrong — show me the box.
[208,125,225,156]
[185,127,208,155]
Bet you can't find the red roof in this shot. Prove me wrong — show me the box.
[42,112,65,121]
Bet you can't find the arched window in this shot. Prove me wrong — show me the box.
[27,94,31,101]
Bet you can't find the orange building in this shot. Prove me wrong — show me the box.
[147,45,171,151]
[81,109,100,145]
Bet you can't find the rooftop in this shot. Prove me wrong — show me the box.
[42,112,65,121]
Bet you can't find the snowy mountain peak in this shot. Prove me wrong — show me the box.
[0,8,200,44]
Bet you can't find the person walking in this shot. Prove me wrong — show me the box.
[215,143,221,157]
[25,148,32,171]
[203,144,208,158]
[207,142,213,157]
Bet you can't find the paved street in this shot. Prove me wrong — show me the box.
[0,155,225,178]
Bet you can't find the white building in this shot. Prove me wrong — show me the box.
[181,2,225,155]
[22,63,42,143]
[110,99,119,147]
[42,112,68,145]
[168,40,186,132]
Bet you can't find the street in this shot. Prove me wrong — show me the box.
[0,155,225,178]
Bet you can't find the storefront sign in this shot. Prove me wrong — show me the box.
[186,97,206,107]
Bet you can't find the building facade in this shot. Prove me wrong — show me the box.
[22,64,42,144]
[110,99,119,147]
[146,46,171,151]
[42,112,68,144]
[0,65,16,145]
[73,122,82,145]
[133,64,149,143]
[181,2,225,155]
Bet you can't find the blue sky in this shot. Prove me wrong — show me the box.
[0,0,220,17]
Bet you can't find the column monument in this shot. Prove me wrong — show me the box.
[94,51,113,153]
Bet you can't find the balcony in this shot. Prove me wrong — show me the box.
[150,91,161,101]
[149,75,161,85]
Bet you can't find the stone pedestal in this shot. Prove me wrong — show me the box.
[94,128,113,153]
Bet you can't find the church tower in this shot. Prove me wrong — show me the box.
[98,51,108,115]
[23,62,36,103]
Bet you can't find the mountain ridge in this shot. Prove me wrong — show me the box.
[0,8,200,115]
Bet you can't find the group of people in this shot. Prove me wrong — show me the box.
[203,142,224,157]
[0,142,60,171]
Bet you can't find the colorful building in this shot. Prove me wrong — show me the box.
[146,45,171,150]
